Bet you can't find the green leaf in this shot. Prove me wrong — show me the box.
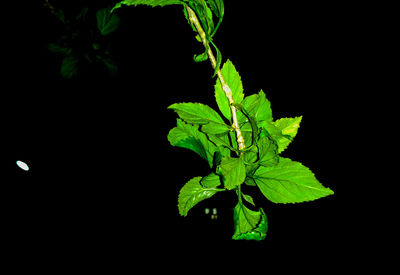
[178,176,223,216]
[233,207,267,241]
[207,131,236,152]
[273,116,302,151]
[187,0,214,36]
[201,123,229,135]
[263,116,302,153]
[203,1,215,35]
[243,145,258,164]
[237,90,273,142]
[217,156,246,190]
[241,193,256,207]
[211,147,231,168]
[244,177,257,186]
[101,57,118,74]
[214,59,244,120]
[233,203,260,234]
[168,102,230,134]
[241,89,273,123]
[253,158,333,204]
[112,0,183,12]
[206,0,224,37]
[167,119,217,167]
[193,28,210,63]
[206,0,224,18]
[235,102,259,149]
[257,136,279,167]
[200,172,221,188]
[76,7,89,21]
[193,51,208,62]
[48,43,69,55]
[60,53,79,79]
[96,8,121,36]
[232,203,267,240]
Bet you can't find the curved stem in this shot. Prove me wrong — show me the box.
[185,5,246,151]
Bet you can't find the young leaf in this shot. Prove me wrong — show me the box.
[178,176,223,216]
[217,156,246,190]
[273,116,302,151]
[257,136,279,167]
[186,0,215,36]
[96,8,121,36]
[167,119,217,167]
[253,158,333,204]
[206,0,224,37]
[206,0,224,19]
[263,116,302,153]
[214,59,244,120]
[193,51,208,62]
[241,89,273,123]
[233,207,268,240]
[241,193,256,207]
[203,1,215,35]
[112,0,183,12]
[168,102,230,134]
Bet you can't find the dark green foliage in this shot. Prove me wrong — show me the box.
[46,3,120,78]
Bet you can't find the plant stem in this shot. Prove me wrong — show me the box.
[185,5,246,151]
[237,183,242,204]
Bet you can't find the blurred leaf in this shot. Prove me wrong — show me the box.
[102,57,118,74]
[96,8,121,36]
[60,53,79,79]
[48,43,69,55]
[76,7,89,21]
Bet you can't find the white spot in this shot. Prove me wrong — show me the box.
[204,208,210,215]
[16,160,29,171]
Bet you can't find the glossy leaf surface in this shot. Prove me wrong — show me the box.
[178,176,223,216]
[253,158,333,203]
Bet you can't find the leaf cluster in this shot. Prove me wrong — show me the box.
[111,0,334,241]
[168,60,333,240]
[46,3,120,78]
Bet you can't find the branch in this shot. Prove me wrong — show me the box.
[185,5,246,151]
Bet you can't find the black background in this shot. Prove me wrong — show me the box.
[2,0,380,270]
